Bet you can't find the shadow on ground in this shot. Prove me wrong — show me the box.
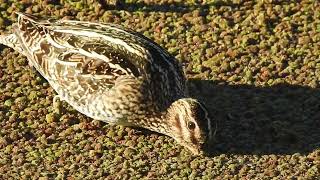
[100,0,251,14]
[188,79,320,156]
[103,0,296,13]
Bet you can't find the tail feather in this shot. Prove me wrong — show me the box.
[0,33,26,56]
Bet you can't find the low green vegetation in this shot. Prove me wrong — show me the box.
[0,0,319,179]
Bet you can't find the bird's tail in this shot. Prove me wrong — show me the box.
[0,32,26,56]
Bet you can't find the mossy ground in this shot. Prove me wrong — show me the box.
[0,0,319,179]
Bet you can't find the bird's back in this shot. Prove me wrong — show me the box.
[1,13,186,123]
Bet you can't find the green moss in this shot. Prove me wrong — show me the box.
[28,90,38,100]
[4,99,13,106]
[0,0,319,179]
[45,113,56,123]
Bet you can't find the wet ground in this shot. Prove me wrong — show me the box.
[0,0,319,179]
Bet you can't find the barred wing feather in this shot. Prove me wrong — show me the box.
[11,13,186,115]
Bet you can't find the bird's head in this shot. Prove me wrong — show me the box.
[165,98,216,155]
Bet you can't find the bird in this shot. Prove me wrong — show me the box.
[0,13,216,155]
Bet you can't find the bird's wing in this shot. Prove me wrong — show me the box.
[15,13,186,109]
[14,13,145,85]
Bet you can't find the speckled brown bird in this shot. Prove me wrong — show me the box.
[0,13,216,154]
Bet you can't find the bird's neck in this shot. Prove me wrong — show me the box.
[127,110,173,137]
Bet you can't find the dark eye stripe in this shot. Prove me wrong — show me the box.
[190,133,197,145]
[174,115,182,132]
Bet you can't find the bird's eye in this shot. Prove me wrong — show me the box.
[187,121,196,130]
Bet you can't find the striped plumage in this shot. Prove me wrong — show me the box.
[0,13,216,154]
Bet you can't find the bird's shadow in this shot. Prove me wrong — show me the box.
[188,79,320,155]
[100,0,260,15]
[118,1,212,13]
[103,0,296,13]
